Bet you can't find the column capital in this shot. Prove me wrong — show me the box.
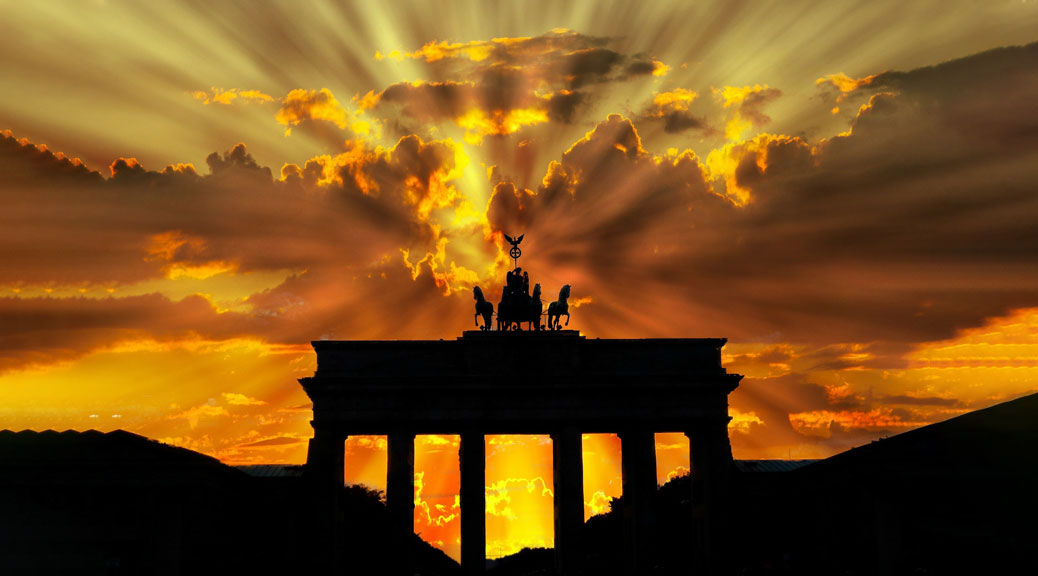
[617,427,657,441]
[309,419,353,442]
[684,416,732,436]
[550,426,583,441]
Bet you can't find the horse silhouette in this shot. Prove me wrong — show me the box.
[497,287,513,331]
[473,286,494,331]
[526,283,543,331]
[547,284,571,330]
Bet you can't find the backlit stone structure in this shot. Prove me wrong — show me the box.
[301,331,742,575]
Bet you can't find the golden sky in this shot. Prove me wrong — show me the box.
[3,0,1038,560]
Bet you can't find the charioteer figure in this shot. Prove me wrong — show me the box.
[472,233,572,331]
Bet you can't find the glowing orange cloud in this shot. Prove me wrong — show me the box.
[713,84,782,141]
[169,402,229,429]
[716,85,761,108]
[706,129,822,205]
[145,231,239,280]
[910,307,1038,369]
[162,163,199,176]
[379,39,496,62]
[192,88,274,105]
[788,408,930,438]
[340,433,686,560]
[456,108,549,144]
[638,88,705,134]
[816,72,881,93]
[581,434,621,521]
[367,29,666,145]
[277,135,486,299]
[652,88,697,111]
[836,92,898,137]
[361,80,554,144]
[0,336,316,465]
[728,409,764,435]
[276,88,371,135]
[376,33,571,64]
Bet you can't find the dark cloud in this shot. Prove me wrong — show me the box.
[636,89,712,135]
[710,45,1038,342]
[206,142,273,181]
[869,42,1038,106]
[0,133,477,371]
[737,86,782,126]
[486,181,537,236]
[482,42,1038,347]
[438,30,655,90]
[4,42,1038,396]
[545,90,586,123]
[108,157,200,188]
[0,294,245,372]
[375,81,474,123]
[484,114,734,337]
[367,30,665,135]
[0,132,463,276]
[0,131,103,186]
[487,114,724,265]
[624,60,657,77]
[561,47,624,87]
[109,157,148,179]
[661,110,706,133]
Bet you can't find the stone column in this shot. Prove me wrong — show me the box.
[306,424,345,484]
[552,427,585,575]
[620,429,658,575]
[688,419,732,575]
[387,431,415,574]
[460,431,486,575]
[305,424,345,572]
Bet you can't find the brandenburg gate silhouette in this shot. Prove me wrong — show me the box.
[300,237,742,575]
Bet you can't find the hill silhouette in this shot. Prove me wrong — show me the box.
[770,392,1038,575]
[0,430,460,575]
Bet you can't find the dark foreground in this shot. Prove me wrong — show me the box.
[2,393,1036,575]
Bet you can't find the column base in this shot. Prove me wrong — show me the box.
[553,428,585,576]
[621,429,658,575]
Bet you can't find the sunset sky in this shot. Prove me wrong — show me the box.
[3,0,1038,561]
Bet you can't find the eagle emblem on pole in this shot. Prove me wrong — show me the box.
[504,233,524,269]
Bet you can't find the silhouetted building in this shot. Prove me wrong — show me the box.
[301,332,742,576]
